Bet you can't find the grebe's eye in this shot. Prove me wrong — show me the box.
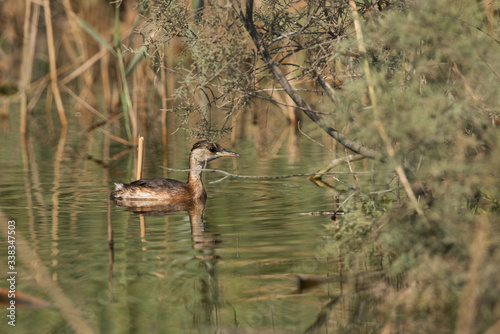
[209,146,217,153]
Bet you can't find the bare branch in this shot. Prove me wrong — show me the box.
[238,0,381,160]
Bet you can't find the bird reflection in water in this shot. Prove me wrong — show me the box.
[109,140,238,331]
[111,140,238,249]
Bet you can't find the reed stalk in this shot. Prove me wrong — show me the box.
[60,84,106,120]
[45,84,54,135]
[100,51,112,111]
[136,136,144,180]
[114,5,135,144]
[160,53,168,175]
[26,76,49,113]
[348,0,423,215]
[43,0,67,129]
[19,0,39,136]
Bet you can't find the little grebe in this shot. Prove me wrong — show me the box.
[110,140,238,201]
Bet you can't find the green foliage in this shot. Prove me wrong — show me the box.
[137,0,500,330]
[139,0,254,139]
[139,0,190,48]
[324,1,500,330]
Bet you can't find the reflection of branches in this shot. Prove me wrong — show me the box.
[304,296,341,334]
[233,0,380,160]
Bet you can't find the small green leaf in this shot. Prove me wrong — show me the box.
[126,46,148,76]
[77,17,116,57]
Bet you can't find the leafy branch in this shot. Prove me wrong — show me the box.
[233,0,381,161]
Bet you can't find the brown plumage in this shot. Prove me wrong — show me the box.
[110,140,238,201]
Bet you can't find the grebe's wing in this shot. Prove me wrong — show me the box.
[128,178,185,189]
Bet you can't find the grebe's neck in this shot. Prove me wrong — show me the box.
[187,154,207,198]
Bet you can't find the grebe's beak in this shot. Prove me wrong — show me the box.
[216,148,239,157]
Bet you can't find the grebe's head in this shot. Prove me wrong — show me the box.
[190,140,238,166]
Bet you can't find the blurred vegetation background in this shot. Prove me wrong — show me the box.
[1,0,500,332]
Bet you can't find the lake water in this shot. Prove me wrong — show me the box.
[0,105,388,333]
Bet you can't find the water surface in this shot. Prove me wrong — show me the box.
[0,109,381,333]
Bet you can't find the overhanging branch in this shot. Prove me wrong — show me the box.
[236,0,381,160]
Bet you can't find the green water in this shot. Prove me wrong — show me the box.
[0,106,383,333]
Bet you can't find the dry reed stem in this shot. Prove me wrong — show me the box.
[100,52,112,110]
[19,0,39,136]
[44,84,54,134]
[452,63,479,103]
[98,128,132,146]
[26,76,49,112]
[61,84,106,120]
[111,148,133,161]
[454,215,490,334]
[136,136,144,180]
[43,0,67,128]
[485,319,500,334]
[159,59,169,176]
[60,46,108,86]
[348,0,423,215]
[15,62,73,100]
[20,0,36,89]
[484,0,495,35]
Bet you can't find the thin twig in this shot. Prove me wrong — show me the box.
[160,167,372,182]
[61,85,107,120]
[297,120,335,153]
[328,189,359,220]
[345,149,361,190]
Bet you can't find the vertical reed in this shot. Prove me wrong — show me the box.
[136,136,144,180]
[348,0,422,215]
[43,0,67,128]
[100,51,112,111]
[113,5,135,144]
[19,0,39,136]
[160,53,168,176]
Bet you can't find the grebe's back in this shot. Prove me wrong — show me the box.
[111,140,238,201]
